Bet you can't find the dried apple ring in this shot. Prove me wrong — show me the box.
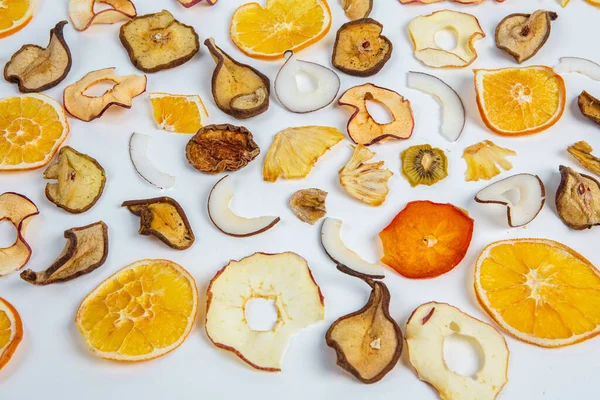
[408,10,485,68]
[69,0,137,32]
[0,193,39,276]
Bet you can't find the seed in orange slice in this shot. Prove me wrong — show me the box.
[474,66,566,136]
[0,297,23,372]
[0,94,70,171]
[230,0,332,60]
[475,238,600,348]
[379,200,474,279]
[75,259,198,361]
[0,0,33,39]
[149,93,208,134]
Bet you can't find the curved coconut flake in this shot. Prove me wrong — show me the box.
[129,133,176,190]
[0,193,39,276]
[554,57,600,82]
[69,0,137,32]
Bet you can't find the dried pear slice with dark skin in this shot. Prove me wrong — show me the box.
[20,221,108,285]
[4,21,72,93]
[119,10,199,73]
[556,166,600,230]
[205,38,270,119]
[332,18,392,77]
[495,10,558,64]
[289,188,327,225]
[122,197,195,250]
[326,265,402,384]
[342,0,373,21]
[579,91,600,126]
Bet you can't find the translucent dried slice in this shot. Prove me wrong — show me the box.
[556,165,600,230]
[341,0,372,20]
[289,189,327,225]
[554,57,600,81]
[578,91,600,126]
[149,93,208,134]
[20,221,108,285]
[339,145,392,207]
[401,144,448,187]
[463,140,516,182]
[568,141,600,176]
[0,193,38,276]
[69,0,137,31]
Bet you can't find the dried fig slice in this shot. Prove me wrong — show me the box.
[289,189,327,225]
[69,0,137,31]
[120,10,199,73]
[43,146,106,214]
[20,221,108,285]
[568,141,600,176]
[332,18,392,77]
[342,0,373,21]
[185,124,260,173]
[0,193,39,276]
[556,166,600,230]
[496,10,558,64]
[4,21,72,93]
[122,197,195,250]
[205,38,270,119]
[578,91,600,125]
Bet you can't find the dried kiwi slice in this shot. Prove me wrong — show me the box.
[401,144,448,187]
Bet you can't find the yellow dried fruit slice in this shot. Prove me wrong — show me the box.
[463,140,516,182]
[339,145,392,207]
[149,93,208,134]
[0,297,23,371]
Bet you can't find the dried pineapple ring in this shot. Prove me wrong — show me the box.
[0,193,39,276]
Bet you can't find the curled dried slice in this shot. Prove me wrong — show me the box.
[186,124,260,174]
[63,68,147,122]
[463,140,516,182]
[339,145,392,207]
[554,57,600,81]
[0,193,38,276]
[342,0,372,20]
[556,165,600,230]
[177,0,218,7]
[568,141,600,176]
[69,0,137,31]
[4,21,72,93]
[578,91,600,126]
[120,10,199,73]
[263,126,343,182]
[122,197,195,250]
[339,83,414,145]
[401,144,448,187]
[129,132,176,190]
[400,0,505,3]
[289,189,327,225]
[20,221,108,285]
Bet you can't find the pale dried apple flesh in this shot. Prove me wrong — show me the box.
[579,91,600,125]
[289,188,327,225]
[556,165,600,230]
[496,11,557,64]
[568,141,600,176]
[342,0,372,20]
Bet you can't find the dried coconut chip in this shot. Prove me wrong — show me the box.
[554,57,600,81]
[129,133,176,190]
[69,0,137,31]
[0,193,39,276]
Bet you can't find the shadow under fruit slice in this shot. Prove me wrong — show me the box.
[0,297,23,372]
[332,18,392,77]
[0,192,38,276]
[556,165,600,230]
[379,201,474,279]
[69,0,137,31]
[339,145,392,207]
[401,144,448,187]
[578,91,600,125]
[20,221,108,285]
[205,38,270,119]
[122,197,195,250]
[4,20,72,93]
[120,10,199,73]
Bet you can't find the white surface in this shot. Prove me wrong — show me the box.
[0,0,599,399]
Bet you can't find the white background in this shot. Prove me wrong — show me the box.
[1,0,599,399]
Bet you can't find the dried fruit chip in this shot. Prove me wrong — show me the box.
[556,165,600,230]
[177,0,218,8]
[205,38,270,119]
[149,93,208,134]
[122,197,195,250]
[20,221,108,285]
[0,297,23,372]
[186,124,260,174]
[43,146,106,214]
[339,83,414,145]
[69,0,137,31]
[339,145,393,207]
[341,0,372,20]
[0,0,33,39]
[332,18,392,77]
[63,68,147,122]
[568,141,600,176]
[401,144,448,187]
[379,201,474,278]
[463,140,516,182]
[263,126,343,182]
[289,188,327,225]
[0,193,38,276]
[578,91,600,125]
[400,0,505,3]
[129,132,176,190]
[4,21,72,93]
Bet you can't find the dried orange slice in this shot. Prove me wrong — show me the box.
[75,259,198,361]
[149,93,208,134]
[0,297,23,371]
[474,66,566,136]
[230,0,332,60]
[0,94,69,171]
[379,201,474,279]
[475,239,600,348]
[0,0,33,39]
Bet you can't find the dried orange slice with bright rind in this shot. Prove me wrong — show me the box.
[474,66,566,136]
[230,0,332,60]
[475,239,600,348]
[149,93,208,134]
[0,94,69,171]
[0,297,23,371]
[75,259,198,361]
[0,0,33,39]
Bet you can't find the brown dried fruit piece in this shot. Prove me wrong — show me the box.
[122,197,195,250]
[289,189,327,225]
[4,21,72,93]
[185,124,260,174]
[43,146,106,214]
[568,141,600,176]
[120,10,199,73]
[578,91,600,125]
[496,10,558,64]
[205,38,270,119]
[20,221,108,285]
[0,193,39,276]
[342,0,373,21]
[556,166,600,230]
[332,18,392,77]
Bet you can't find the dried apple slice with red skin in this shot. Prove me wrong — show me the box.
[177,0,218,7]
[0,193,39,277]
[69,0,137,32]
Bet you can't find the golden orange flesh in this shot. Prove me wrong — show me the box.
[150,93,208,134]
[0,297,23,371]
[0,0,32,39]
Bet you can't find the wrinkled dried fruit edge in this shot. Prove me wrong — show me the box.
[0,297,23,371]
[0,192,39,272]
[495,12,557,64]
[555,165,600,230]
[70,1,138,32]
[20,221,109,285]
[578,91,600,125]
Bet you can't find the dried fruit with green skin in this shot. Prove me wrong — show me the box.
[341,0,373,21]
[578,91,600,125]
[339,145,393,206]
[122,197,195,250]
[463,140,516,182]
[20,221,108,285]
[43,146,106,214]
[495,10,558,64]
[4,21,72,93]
[401,144,448,187]
[556,166,600,230]
[289,189,327,225]
[568,141,600,176]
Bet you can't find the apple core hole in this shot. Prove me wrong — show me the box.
[501,188,521,206]
[0,220,17,248]
[294,70,318,93]
[245,298,278,332]
[83,81,117,97]
[434,29,458,51]
[366,100,394,124]
[443,332,485,379]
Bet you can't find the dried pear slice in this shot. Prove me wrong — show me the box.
[69,0,137,32]
[342,0,373,21]
[568,141,600,176]
[205,38,270,119]
[43,146,106,214]
[556,165,600,230]
[289,189,327,225]
[579,91,600,125]
[463,140,516,182]
[4,21,72,93]
[401,144,448,187]
[332,18,392,77]
[20,221,108,285]
[122,197,195,250]
[120,10,199,73]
